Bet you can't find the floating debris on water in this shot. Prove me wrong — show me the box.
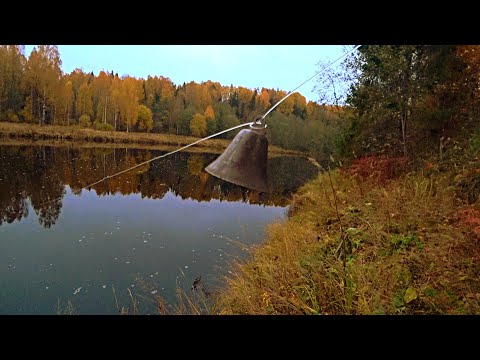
[191,276,202,290]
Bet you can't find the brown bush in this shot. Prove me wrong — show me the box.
[342,155,407,185]
[451,208,480,240]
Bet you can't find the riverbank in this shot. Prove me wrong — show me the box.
[0,122,300,156]
[213,150,480,314]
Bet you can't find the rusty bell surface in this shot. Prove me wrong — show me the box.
[205,122,268,192]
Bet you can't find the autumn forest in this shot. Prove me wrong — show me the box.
[0,45,345,162]
[2,44,480,315]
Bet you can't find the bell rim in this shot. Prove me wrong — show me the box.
[205,166,268,193]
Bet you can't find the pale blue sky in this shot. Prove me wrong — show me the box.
[24,45,348,102]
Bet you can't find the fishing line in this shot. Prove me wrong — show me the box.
[37,122,253,206]
[39,45,360,206]
[78,121,253,191]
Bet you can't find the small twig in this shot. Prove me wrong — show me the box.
[327,167,348,310]
[222,236,250,251]
[334,238,344,258]
[127,288,138,315]
[112,285,119,313]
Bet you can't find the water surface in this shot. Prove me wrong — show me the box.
[0,144,318,314]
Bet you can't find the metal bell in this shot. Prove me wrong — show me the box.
[205,122,268,192]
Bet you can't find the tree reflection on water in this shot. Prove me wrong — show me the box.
[0,144,319,228]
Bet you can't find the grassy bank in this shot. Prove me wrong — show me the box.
[0,122,300,155]
[0,137,228,155]
[213,149,480,314]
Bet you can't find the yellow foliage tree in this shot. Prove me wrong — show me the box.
[93,70,111,124]
[277,90,294,115]
[137,104,153,132]
[291,92,307,116]
[23,45,62,125]
[119,76,140,132]
[190,113,207,137]
[76,83,93,119]
[64,81,74,125]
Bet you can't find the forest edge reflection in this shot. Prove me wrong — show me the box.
[0,143,319,228]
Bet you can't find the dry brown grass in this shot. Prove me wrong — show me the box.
[214,155,480,314]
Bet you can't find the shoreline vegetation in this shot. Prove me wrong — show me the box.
[0,122,301,156]
[115,137,480,315]
[211,147,480,314]
[107,127,478,315]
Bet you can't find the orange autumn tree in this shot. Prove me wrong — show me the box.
[204,104,216,135]
[119,76,140,132]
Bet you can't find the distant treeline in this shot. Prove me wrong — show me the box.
[5,45,475,163]
[0,45,345,161]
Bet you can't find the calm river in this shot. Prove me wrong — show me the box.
[0,143,318,314]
